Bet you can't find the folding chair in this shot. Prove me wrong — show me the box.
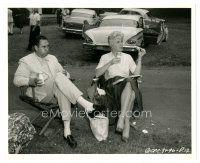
[19,86,60,135]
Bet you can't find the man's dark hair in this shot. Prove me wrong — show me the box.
[34,35,48,47]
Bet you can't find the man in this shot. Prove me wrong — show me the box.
[14,35,100,148]
[55,8,62,28]
[27,8,41,51]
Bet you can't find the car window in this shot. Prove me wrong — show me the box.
[119,10,130,15]
[100,19,138,28]
[130,11,141,16]
[71,12,93,18]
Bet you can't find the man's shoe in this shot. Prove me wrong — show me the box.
[64,135,77,149]
[115,129,122,135]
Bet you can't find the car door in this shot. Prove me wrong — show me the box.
[143,18,165,45]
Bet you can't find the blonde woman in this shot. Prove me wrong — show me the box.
[95,31,146,141]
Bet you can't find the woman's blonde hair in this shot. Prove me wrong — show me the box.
[108,31,124,45]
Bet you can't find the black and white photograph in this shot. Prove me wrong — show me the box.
[3,0,198,159]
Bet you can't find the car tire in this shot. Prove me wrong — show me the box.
[82,45,95,61]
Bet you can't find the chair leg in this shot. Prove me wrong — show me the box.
[31,112,42,123]
[39,115,55,135]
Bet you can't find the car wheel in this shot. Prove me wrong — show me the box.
[163,27,169,42]
[82,45,95,61]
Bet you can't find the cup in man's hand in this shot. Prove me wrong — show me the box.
[36,73,45,86]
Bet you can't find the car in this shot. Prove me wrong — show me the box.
[62,9,99,35]
[82,15,144,59]
[99,11,118,20]
[119,8,169,45]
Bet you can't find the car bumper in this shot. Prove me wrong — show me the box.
[83,43,138,52]
[62,27,82,35]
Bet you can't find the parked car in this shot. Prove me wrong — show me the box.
[82,15,144,59]
[119,8,169,45]
[62,9,99,35]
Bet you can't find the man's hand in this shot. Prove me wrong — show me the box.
[110,57,121,65]
[28,78,37,87]
[32,26,36,31]
[28,78,44,87]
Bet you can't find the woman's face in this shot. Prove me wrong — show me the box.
[110,36,123,53]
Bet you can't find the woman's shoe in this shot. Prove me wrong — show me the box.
[122,118,130,142]
[64,135,77,149]
[116,116,125,132]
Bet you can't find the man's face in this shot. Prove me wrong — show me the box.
[35,39,49,58]
[110,36,123,52]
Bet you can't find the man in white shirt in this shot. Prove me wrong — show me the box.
[27,8,41,51]
[14,35,101,148]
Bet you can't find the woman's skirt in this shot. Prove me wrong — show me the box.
[96,76,143,124]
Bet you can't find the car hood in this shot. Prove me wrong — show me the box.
[64,17,92,24]
[85,26,143,44]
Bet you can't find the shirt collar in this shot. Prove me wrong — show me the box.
[110,52,122,57]
[34,52,49,61]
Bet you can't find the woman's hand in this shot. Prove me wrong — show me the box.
[134,46,146,59]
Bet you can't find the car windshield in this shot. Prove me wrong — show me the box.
[120,10,141,16]
[71,12,93,18]
[100,19,138,28]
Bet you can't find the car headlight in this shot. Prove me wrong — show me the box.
[84,34,93,44]
[126,36,137,45]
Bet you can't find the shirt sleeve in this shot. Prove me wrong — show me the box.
[53,56,64,72]
[128,55,137,74]
[96,55,110,69]
[36,14,41,21]
[13,61,31,87]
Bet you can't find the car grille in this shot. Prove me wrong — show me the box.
[66,22,83,30]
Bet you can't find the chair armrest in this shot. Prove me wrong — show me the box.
[19,85,37,101]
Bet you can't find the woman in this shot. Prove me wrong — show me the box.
[95,31,146,142]
[13,8,25,34]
